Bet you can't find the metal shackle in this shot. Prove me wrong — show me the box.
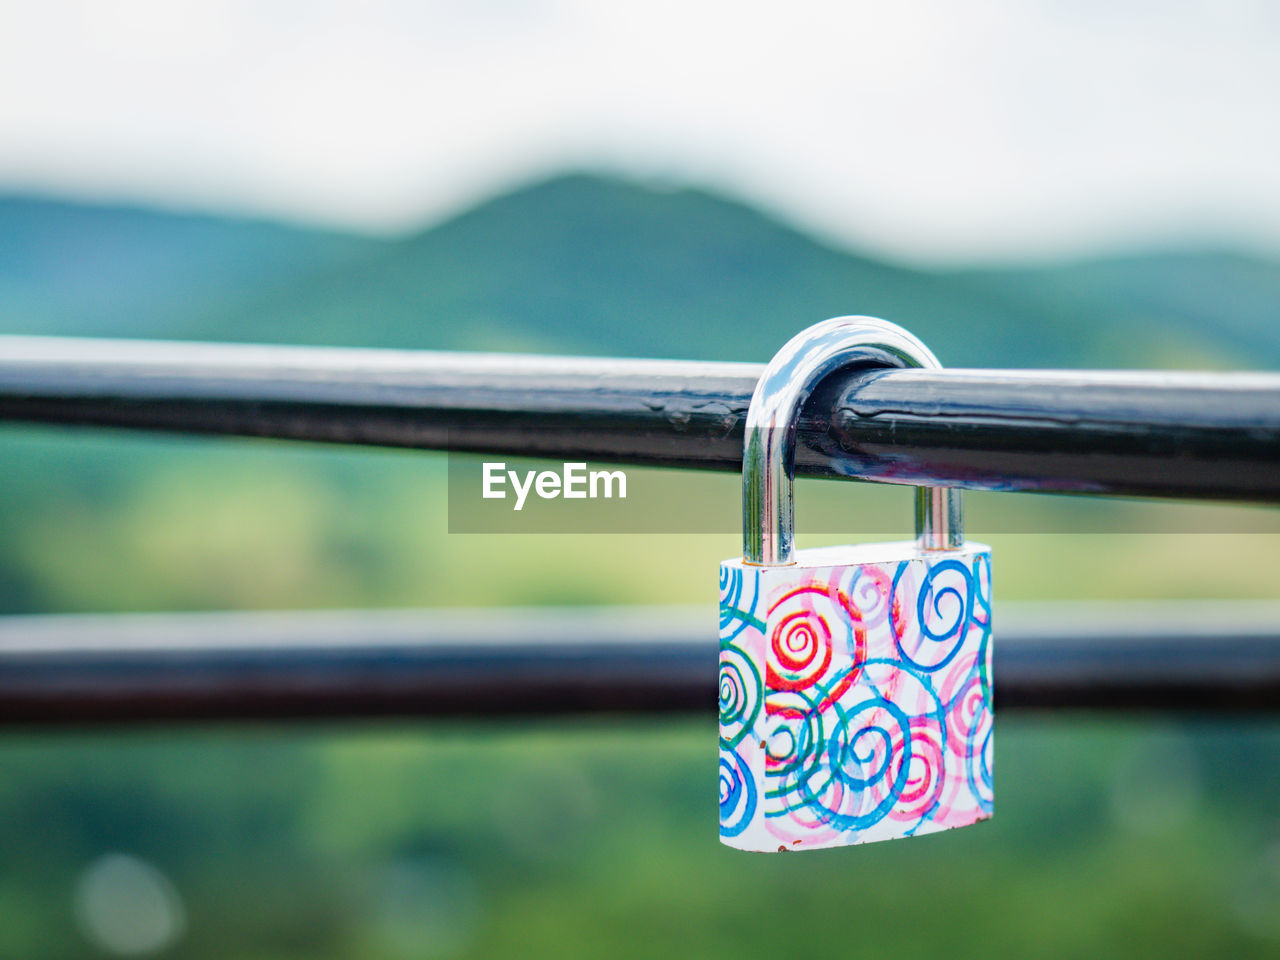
[742,316,963,565]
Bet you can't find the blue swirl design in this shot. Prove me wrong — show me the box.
[719,565,764,643]
[942,644,994,815]
[862,657,947,743]
[964,552,994,810]
[719,643,762,749]
[762,687,828,792]
[970,721,994,812]
[892,559,976,672]
[766,694,911,833]
[824,695,913,829]
[719,747,757,838]
[763,661,942,834]
[971,552,994,706]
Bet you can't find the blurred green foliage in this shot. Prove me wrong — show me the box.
[3,719,1280,959]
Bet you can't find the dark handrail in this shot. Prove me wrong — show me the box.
[1,603,1278,725]
[2,335,1279,502]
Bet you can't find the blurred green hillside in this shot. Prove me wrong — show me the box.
[5,173,1279,366]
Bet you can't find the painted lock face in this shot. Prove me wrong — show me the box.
[719,317,993,852]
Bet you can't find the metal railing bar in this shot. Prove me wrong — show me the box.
[1,335,1278,502]
[1,602,1277,725]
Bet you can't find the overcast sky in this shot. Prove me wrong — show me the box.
[1,0,1278,263]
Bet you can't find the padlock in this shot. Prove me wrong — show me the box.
[719,316,993,852]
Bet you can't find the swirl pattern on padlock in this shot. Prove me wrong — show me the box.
[719,550,993,850]
[719,747,757,838]
[719,644,762,749]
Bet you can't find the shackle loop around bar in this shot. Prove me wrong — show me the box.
[742,316,963,565]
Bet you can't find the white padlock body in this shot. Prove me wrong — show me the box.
[719,541,993,852]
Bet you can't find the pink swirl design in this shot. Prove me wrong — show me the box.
[887,717,946,823]
[847,565,895,634]
[939,649,984,751]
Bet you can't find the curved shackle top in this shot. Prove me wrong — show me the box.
[742,316,963,565]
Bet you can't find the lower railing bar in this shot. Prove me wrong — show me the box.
[1,335,1278,502]
[0,602,1277,725]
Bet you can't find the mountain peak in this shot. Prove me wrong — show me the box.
[3,172,1276,368]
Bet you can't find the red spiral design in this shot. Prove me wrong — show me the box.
[768,610,832,691]
[765,581,866,695]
